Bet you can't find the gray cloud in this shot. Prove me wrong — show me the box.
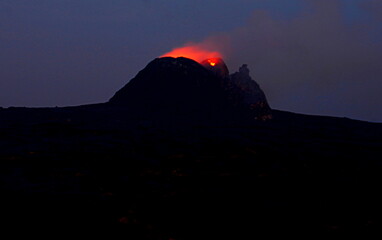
[222,0,382,122]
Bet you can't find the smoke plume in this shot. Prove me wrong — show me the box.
[175,0,382,121]
[228,0,382,121]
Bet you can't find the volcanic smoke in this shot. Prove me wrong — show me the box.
[160,44,223,63]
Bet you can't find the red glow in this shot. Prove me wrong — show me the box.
[208,59,217,66]
[160,45,222,63]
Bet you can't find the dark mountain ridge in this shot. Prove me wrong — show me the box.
[1,57,382,237]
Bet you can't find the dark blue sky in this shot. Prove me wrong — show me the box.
[1,0,381,122]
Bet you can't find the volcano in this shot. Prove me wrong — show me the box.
[1,57,382,237]
[109,57,272,122]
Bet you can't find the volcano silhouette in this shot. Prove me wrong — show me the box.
[109,57,271,122]
[1,57,382,237]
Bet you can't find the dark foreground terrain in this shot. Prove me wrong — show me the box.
[1,105,382,237]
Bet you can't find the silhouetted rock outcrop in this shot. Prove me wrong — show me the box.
[230,64,272,120]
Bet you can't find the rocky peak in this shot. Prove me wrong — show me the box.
[230,64,272,120]
[239,64,250,76]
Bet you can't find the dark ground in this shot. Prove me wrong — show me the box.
[1,105,382,237]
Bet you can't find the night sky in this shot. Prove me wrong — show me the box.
[1,0,381,122]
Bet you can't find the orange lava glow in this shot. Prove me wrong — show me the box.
[160,45,222,63]
[208,59,217,66]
